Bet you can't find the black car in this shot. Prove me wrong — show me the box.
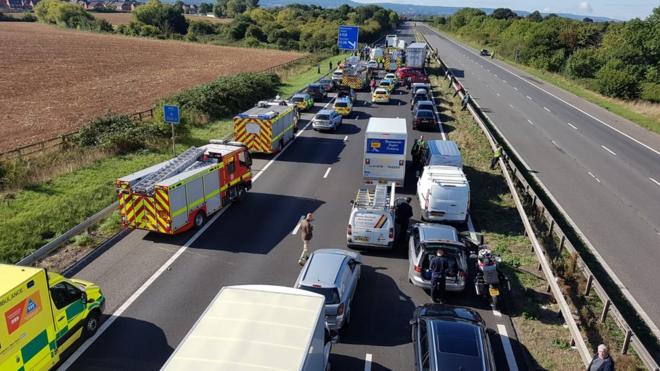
[413,109,436,130]
[411,92,430,110]
[318,78,335,92]
[410,304,496,371]
[306,83,327,102]
[480,49,490,56]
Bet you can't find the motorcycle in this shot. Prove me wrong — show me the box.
[473,248,509,311]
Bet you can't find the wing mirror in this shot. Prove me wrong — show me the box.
[81,292,88,303]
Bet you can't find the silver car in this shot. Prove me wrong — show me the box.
[312,109,343,131]
[295,249,362,332]
[408,223,468,292]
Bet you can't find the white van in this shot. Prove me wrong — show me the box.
[422,140,463,168]
[332,69,344,83]
[347,184,396,249]
[417,165,470,223]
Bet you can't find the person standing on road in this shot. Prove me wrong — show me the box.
[370,78,377,92]
[299,213,314,266]
[329,61,333,71]
[429,249,448,303]
[411,135,426,173]
[587,344,615,371]
[317,63,321,74]
[490,145,502,170]
[395,197,413,245]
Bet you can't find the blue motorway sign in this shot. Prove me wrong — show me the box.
[163,104,180,125]
[338,25,359,50]
[366,138,405,155]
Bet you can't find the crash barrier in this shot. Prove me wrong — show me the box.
[0,57,310,160]
[415,28,660,370]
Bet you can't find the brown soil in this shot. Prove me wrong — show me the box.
[92,12,233,25]
[0,23,302,152]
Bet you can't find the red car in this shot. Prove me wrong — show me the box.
[395,67,418,80]
[396,67,429,83]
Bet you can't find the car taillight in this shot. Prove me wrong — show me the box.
[337,303,345,316]
[389,227,394,239]
[414,265,422,273]
[347,224,352,236]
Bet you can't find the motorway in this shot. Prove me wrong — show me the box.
[56,26,528,371]
[416,23,660,332]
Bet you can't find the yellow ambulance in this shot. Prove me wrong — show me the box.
[0,264,105,370]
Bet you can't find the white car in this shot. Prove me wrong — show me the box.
[417,165,470,223]
[367,60,378,69]
[332,69,344,83]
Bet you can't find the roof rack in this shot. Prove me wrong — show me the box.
[354,184,389,209]
[131,146,205,195]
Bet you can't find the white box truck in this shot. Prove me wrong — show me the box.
[162,285,332,371]
[363,118,407,187]
[406,42,428,69]
[386,34,398,48]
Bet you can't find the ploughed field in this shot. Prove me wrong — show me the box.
[0,23,302,152]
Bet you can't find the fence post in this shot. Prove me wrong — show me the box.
[584,275,593,296]
[548,219,555,237]
[558,235,565,255]
[599,299,611,324]
[621,329,632,354]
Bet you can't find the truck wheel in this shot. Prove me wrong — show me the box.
[194,212,206,229]
[83,310,100,337]
[237,187,247,201]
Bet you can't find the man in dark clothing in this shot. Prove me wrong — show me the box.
[298,213,314,266]
[587,344,615,371]
[329,61,333,71]
[411,135,426,174]
[395,197,413,245]
[429,249,448,303]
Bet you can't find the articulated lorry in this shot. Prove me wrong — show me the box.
[0,264,105,371]
[162,285,333,371]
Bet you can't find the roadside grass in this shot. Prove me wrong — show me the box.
[1,56,333,266]
[427,25,660,135]
[277,53,351,97]
[430,70,584,369]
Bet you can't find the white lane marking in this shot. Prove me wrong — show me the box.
[588,171,601,183]
[496,93,501,97]
[568,122,578,130]
[494,73,498,77]
[343,135,348,142]
[509,104,514,109]
[497,324,519,371]
[59,94,338,371]
[526,95,532,100]
[291,215,305,235]
[513,87,518,91]
[551,140,560,148]
[58,206,230,370]
[543,106,551,112]
[527,119,535,126]
[651,177,660,187]
[364,353,373,371]
[323,167,332,178]
[493,309,502,317]
[601,145,617,156]
[503,79,507,83]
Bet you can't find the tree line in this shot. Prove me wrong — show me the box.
[432,8,660,102]
[31,0,399,54]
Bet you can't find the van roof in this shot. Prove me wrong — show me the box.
[366,117,407,135]
[0,264,41,295]
[162,285,324,371]
[428,140,461,157]
[302,251,347,287]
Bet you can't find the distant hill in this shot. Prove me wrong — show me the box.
[256,0,617,22]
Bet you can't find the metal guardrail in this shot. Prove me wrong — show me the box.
[415,28,659,370]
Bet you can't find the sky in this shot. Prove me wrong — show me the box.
[353,0,657,20]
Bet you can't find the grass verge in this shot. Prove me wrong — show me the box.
[426,25,660,135]
[0,55,337,266]
[429,66,584,369]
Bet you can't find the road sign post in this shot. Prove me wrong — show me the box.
[337,25,359,51]
[163,105,180,156]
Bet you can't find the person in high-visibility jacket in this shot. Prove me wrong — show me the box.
[490,145,503,170]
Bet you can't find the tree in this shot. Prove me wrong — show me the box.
[565,48,602,78]
[527,10,543,22]
[491,8,517,20]
[245,0,258,9]
[226,0,247,17]
[133,0,188,35]
[199,3,213,13]
[583,17,593,23]
[245,24,265,41]
[595,60,640,99]
[214,0,227,17]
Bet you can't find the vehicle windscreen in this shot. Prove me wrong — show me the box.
[431,320,481,357]
[301,285,340,304]
[431,184,467,206]
[375,90,387,95]
[417,110,434,118]
[418,103,434,111]
[335,102,348,108]
[307,86,320,92]
[316,114,330,120]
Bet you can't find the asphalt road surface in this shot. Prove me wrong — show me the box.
[416,23,660,333]
[57,27,528,371]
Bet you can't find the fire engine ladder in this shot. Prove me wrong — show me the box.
[131,146,205,194]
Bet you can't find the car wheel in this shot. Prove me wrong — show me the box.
[83,310,100,337]
[194,212,206,228]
